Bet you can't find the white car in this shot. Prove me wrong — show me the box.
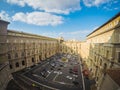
[66,76,72,80]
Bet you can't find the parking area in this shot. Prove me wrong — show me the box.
[14,53,84,90]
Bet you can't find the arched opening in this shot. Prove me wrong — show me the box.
[21,52,24,57]
[100,59,102,66]
[8,54,11,59]
[39,55,41,61]
[103,63,107,70]
[95,66,98,76]
[22,60,25,65]
[9,64,12,69]
[110,62,114,68]
[103,63,107,75]
[15,53,18,58]
[32,57,34,62]
[45,53,47,59]
[16,62,19,67]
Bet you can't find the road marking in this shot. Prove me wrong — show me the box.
[52,74,73,86]
[22,62,49,75]
[54,80,73,86]
[21,75,59,90]
[53,73,59,81]
[46,71,52,78]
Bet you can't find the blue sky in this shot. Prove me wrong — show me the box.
[0,0,120,40]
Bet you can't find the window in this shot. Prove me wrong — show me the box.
[110,62,113,68]
[15,53,18,58]
[22,61,25,65]
[103,63,107,75]
[39,55,41,60]
[100,59,102,66]
[28,52,30,55]
[32,58,34,62]
[16,62,19,67]
[21,52,24,57]
[118,52,120,63]
[9,64,12,69]
[95,56,96,62]
[104,63,107,69]
[7,39,9,43]
[106,50,109,58]
[8,54,11,59]
[115,20,119,25]
[119,35,120,43]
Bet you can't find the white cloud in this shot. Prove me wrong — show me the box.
[12,11,64,26]
[0,11,11,21]
[7,0,25,7]
[7,0,81,14]
[83,0,110,7]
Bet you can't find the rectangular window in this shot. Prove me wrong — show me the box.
[119,35,120,43]
[106,50,109,58]
[118,52,120,63]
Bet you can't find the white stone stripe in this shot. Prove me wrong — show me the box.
[21,75,59,90]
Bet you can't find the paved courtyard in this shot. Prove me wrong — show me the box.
[13,53,90,90]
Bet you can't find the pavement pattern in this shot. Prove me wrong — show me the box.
[13,53,89,90]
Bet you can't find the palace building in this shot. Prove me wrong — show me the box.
[0,12,120,90]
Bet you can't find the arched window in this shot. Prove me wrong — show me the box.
[8,54,11,59]
[16,62,19,67]
[9,64,12,69]
[22,60,25,65]
[104,63,107,70]
[110,62,113,68]
[32,57,34,62]
[103,63,107,75]
[15,53,18,58]
[21,52,24,57]
[100,59,102,66]
[39,55,41,60]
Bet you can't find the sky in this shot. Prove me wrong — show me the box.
[0,0,120,41]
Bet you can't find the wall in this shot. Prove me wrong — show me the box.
[100,74,120,90]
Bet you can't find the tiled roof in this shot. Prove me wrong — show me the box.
[107,68,120,86]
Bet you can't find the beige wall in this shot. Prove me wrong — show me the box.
[0,63,12,90]
[82,14,120,90]
[7,30,59,72]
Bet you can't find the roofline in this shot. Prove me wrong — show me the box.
[87,12,120,37]
[0,19,10,24]
[7,29,58,41]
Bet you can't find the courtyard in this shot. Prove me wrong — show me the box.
[12,53,90,90]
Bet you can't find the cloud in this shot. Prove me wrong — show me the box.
[12,11,64,26]
[7,0,81,14]
[0,11,11,21]
[83,0,110,7]
[7,0,25,7]
[103,0,120,10]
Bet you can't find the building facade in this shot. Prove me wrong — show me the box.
[80,12,120,90]
[7,30,59,72]
[59,40,81,55]
[0,19,59,90]
[0,20,12,90]
[0,12,120,90]
[59,12,120,90]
